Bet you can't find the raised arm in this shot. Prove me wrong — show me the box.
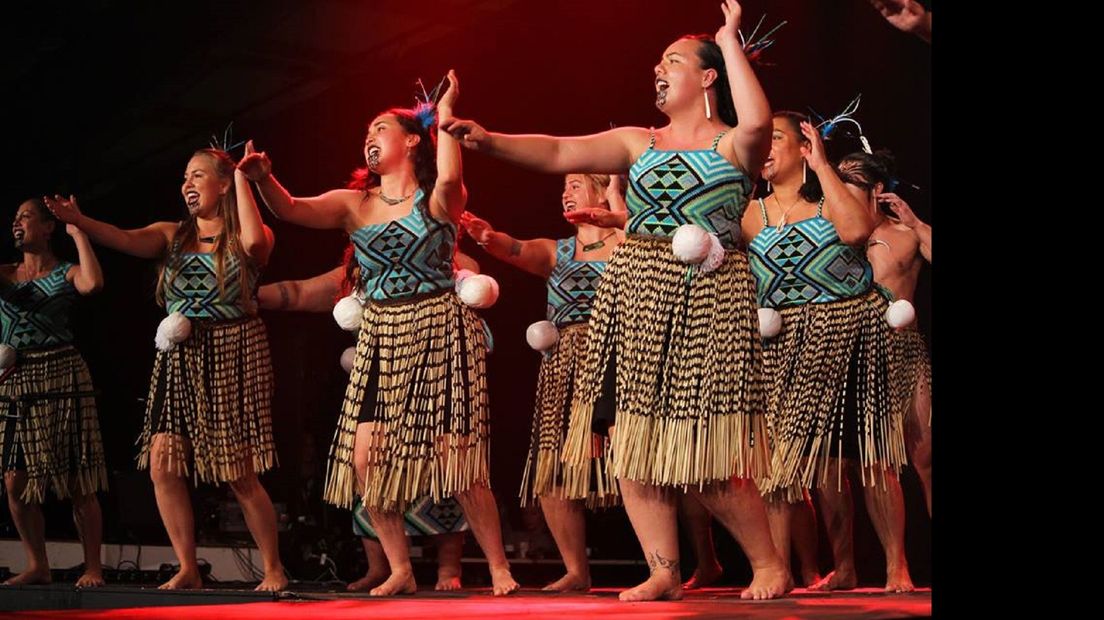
[55,198,104,294]
[238,144,358,231]
[459,211,557,278]
[803,122,874,246]
[441,116,648,176]
[44,194,175,260]
[716,0,772,175]
[881,192,931,262]
[235,142,275,265]
[430,70,468,224]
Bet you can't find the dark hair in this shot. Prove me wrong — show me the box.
[773,111,823,203]
[339,241,361,300]
[347,105,438,199]
[837,150,897,191]
[681,35,737,127]
[156,148,249,307]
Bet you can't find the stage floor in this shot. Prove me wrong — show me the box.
[0,583,931,619]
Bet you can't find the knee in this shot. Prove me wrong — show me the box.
[228,474,263,500]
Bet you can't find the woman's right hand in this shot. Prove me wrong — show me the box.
[237,140,272,182]
[440,117,490,151]
[459,211,494,244]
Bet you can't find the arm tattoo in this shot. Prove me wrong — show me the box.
[647,550,680,576]
[277,282,291,310]
[509,240,522,257]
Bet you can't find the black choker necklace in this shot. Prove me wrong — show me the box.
[199,233,221,244]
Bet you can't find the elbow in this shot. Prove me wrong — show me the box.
[78,279,104,295]
[436,175,464,191]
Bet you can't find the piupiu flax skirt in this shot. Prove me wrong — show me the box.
[0,344,107,503]
[561,235,770,496]
[138,316,277,485]
[761,290,910,498]
[519,322,617,509]
[325,290,491,512]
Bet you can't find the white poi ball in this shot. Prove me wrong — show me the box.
[333,295,365,331]
[672,224,713,264]
[526,320,560,352]
[885,299,916,329]
[339,346,357,373]
[458,274,500,309]
[757,307,783,339]
[155,312,192,351]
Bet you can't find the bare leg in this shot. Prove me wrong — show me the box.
[453,483,519,596]
[791,490,822,587]
[678,493,723,589]
[538,493,590,592]
[71,489,104,587]
[616,477,682,602]
[347,537,389,591]
[764,497,792,585]
[227,468,287,591]
[365,507,417,596]
[434,532,464,591]
[692,479,791,600]
[2,471,51,585]
[862,470,914,592]
[149,434,202,590]
[906,373,932,517]
[809,459,856,591]
[354,423,415,597]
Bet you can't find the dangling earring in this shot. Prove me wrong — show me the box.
[802,160,808,185]
[704,90,712,120]
[767,180,772,193]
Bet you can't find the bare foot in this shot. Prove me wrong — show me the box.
[159,568,203,590]
[885,566,914,593]
[619,573,682,602]
[800,569,823,588]
[255,569,288,592]
[348,569,389,592]
[76,570,105,588]
[741,565,791,600]
[808,568,857,592]
[542,572,590,593]
[369,571,416,596]
[3,567,52,586]
[435,575,462,591]
[490,566,519,596]
[681,561,723,590]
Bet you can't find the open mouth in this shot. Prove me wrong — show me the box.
[563,200,577,212]
[367,146,381,169]
[655,79,669,106]
[185,190,201,210]
[12,229,25,243]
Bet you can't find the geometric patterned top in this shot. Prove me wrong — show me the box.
[351,188,456,303]
[546,238,606,327]
[163,251,257,319]
[748,197,873,308]
[0,261,77,349]
[626,130,754,251]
